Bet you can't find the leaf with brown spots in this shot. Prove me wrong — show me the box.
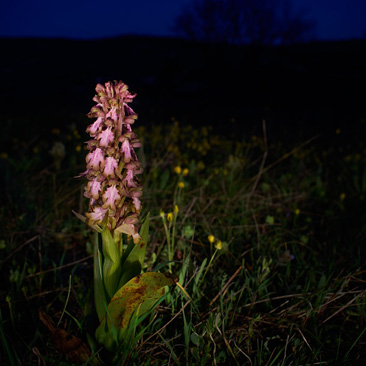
[95,271,177,351]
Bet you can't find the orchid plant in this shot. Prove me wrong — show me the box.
[74,81,176,353]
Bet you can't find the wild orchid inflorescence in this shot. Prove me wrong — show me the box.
[80,81,143,243]
[75,81,177,354]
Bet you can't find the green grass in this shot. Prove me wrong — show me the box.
[1,118,366,365]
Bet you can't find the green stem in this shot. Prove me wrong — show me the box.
[201,249,218,284]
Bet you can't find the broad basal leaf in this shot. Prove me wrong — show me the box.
[96,271,176,351]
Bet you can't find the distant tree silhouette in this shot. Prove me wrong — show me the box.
[173,0,315,45]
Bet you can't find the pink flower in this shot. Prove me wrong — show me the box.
[98,127,114,147]
[133,197,141,211]
[87,117,104,136]
[86,148,104,170]
[121,139,132,163]
[103,185,121,210]
[106,108,118,123]
[124,169,136,188]
[86,207,108,224]
[87,179,102,199]
[104,157,118,177]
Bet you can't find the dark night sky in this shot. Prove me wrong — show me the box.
[1,0,365,41]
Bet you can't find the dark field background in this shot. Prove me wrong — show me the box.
[1,36,365,146]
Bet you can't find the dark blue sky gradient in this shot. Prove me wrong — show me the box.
[1,0,365,40]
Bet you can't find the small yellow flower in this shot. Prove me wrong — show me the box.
[335,128,341,135]
[159,210,165,218]
[208,235,215,244]
[182,168,189,176]
[340,193,346,201]
[295,208,300,215]
[75,145,81,152]
[167,212,174,222]
[178,182,185,189]
[174,166,182,174]
[0,152,8,160]
[174,205,179,214]
[214,241,223,250]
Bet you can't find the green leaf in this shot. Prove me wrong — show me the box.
[191,332,200,346]
[93,233,108,322]
[118,214,150,289]
[102,229,122,300]
[96,272,177,351]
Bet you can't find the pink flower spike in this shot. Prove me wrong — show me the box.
[86,148,104,170]
[104,157,118,177]
[98,127,114,147]
[121,139,132,163]
[103,185,121,210]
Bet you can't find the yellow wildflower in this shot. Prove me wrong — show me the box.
[174,205,179,214]
[167,212,174,222]
[75,145,81,152]
[208,235,215,244]
[182,168,189,176]
[214,241,223,250]
[178,182,185,189]
[174,166,182,174]
[295,209,300,215]
[340,193,346,201]
[159,210,165,218]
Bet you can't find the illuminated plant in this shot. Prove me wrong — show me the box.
[75,81,176,352]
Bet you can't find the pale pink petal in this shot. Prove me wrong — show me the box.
[106,107,118,122]
[104,157,118,177]
[89,179,102,199]
[98,127,114,147]
[87,117,104,135]
[87,207,108,223]
[125,169,136,187]
[133,197,141,211]
[103,185,121,210]
[86,148,104,170]
[121,139,132,163]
